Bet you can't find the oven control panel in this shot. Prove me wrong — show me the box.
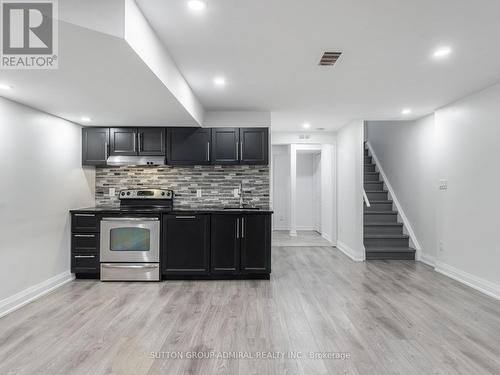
[119,189,173,200]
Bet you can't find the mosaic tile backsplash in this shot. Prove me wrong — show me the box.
[95,165,270,209]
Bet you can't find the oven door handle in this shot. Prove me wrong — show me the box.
[101,217,159,222]
[101,264,159,269]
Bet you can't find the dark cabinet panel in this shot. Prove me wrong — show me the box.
[71,233,99,253]
[167,128,211,165]
[110,128,137,156]
[241,214,271,273]
[162,215,210,274]
[138,128,165,156]
[82,128,109,166]
[72,213,99,233]
[211,215,240,274]
[211,128,239,164]
[71,253,99,274]
[240,128,268,165]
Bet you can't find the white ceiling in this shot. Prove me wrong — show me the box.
[0,21,199,127]
[137,0,500,131]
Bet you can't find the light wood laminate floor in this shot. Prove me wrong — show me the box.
[1,246,500,375]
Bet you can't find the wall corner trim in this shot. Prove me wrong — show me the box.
[419,254,436,268]
[435,261,500,301]
[365,141,423,257]
[336,241,365,262]
[0,271,75,318]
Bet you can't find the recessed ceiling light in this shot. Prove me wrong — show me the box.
[0,83,12,90]
[302,122,311,129]
[187,0,206,11]
[402,108,412,115]
[81,116,91,123]
[213,77,226,86]
[432,46,452,59]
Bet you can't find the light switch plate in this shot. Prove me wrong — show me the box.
[109,188,116,196]
[233,188,240,198]
[196,189,202,198]
[439,179,448,190]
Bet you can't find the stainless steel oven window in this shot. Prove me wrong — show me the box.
[109,227,151,252]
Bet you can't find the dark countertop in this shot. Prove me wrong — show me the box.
[70,206,273,214]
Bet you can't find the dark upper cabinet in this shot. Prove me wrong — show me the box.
[110,128,137,156]
[240,214,271,273]
[167,127,211,165]
[240,128,269,165]
[137,127,165,156]
[211,215,240,274]
[162,214,210,275]
[82,128,109,166]
[211,128,239,165]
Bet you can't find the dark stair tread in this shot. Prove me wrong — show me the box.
[367,200,393,203]
[364,210,398,215]
[365,190,388,193]
[365,247,415,253]
[364,234,409,239]
[364,222,403,226]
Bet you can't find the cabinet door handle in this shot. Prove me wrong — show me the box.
[74,255,95,259]
[74,214,95,217]
[241,217,245,238]
[138,133,142,153]
[104,141,108,160]
[236,218,240,239]
[207,142,210,161]
[236,142,239,160]
[240,141,243,160]
[74,234,95,238]
[175,216,196,219]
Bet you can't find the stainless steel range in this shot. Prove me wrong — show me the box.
[100,189,173,281]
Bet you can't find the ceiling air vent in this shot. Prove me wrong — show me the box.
[319,51,342,66]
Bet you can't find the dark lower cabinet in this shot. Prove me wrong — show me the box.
[82,128,109,166]
[71,213,100,278]
[211,215,240,274]
[240,214,271,273]
[162,214,210,275]
[211,214,271,277]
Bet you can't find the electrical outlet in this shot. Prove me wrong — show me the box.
[109,188,116,196]
[196,189,202,198]
[439,179,448,190]
[439,240,445,252]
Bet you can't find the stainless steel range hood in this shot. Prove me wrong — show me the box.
[106,156,166,166]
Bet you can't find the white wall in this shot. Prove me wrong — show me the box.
[336,121,364,261]
[0,98,95,313]
[434,83,500,298]
[296,153,315,230]
[272,145,290,230]
[366,115,437,263]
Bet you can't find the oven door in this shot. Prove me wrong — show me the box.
[100,218,160,263]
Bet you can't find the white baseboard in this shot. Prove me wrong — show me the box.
[435,261,500,300]
[419,253,436,267]
[0,271,74,318]
[336,241,365,262]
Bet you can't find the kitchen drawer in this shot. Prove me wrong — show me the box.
[71,253,99,274]
[72,213,99,232]
[71,233,99,253]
